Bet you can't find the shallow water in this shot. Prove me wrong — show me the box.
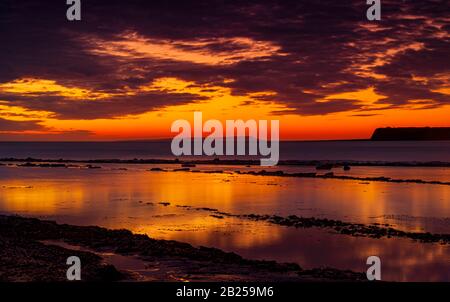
[0,164,449,281]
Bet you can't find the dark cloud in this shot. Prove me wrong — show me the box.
[0,92,207,120]
[274,99,360,116]
[0,0,448,119]
[0,118,44,131]
[0,129,94,141]
[0,116,94,140]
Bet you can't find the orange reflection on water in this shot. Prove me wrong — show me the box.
[0,181,86,214]
[0,165,449,281]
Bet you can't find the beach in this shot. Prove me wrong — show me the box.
[0,214,365,282]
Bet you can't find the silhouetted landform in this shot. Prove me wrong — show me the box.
[371,127,450,141]
[2,157,450,167]
[0,215,366,281]
[170,204,450,244]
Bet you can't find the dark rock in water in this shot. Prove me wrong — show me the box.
[86,164,101,169]
[370,176,391,181]
[198,207,218,212]
[181,163,196,167]
[18,162,37,167]
[158,202,170,206]
[343,165,351,171]
[174,167,190,172]
[38,163,67,168]
[150,167,164,171]
[17,162,68,168]
[269,170,285,176]
[292,172,316,177]
[316,163,333,170]
[324,172,334,177]
[210,214,224,219]
[238,213,450,245]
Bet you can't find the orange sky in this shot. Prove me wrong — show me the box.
[0,77,449,141]
[1,1,449,141]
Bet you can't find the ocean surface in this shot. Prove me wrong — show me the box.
[0,141,449,281]
[1,140,450,162]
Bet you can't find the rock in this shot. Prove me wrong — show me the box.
[86,164,101,169]
[18,162,37,167]
[181,163,196,167]
[149,167,164,171]
[316,163,333,170]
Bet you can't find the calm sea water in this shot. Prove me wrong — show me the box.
[0,140,450,162]
[0,141,449,281]
[0,163,449,281]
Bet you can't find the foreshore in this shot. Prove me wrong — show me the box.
[0,215,366,282]
[168,204,450,244]
[2,157,450,167]
[2,158,450,186]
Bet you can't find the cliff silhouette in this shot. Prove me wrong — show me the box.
[371,127,450,141]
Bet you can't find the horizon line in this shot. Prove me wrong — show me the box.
[0,138,371,143]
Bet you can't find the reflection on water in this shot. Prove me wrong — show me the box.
[0,164,449,281]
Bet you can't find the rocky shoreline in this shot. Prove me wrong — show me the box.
[2,157,450,167]
[233,169,450,186]
[2,159,450,186]
[0,215,366,282]
[168,204,450,244]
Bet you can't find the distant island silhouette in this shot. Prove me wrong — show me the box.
[371,127,450,141]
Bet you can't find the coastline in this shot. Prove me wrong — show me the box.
[2,159,450,186]
[0,215,365,282]
[2,157,450,167]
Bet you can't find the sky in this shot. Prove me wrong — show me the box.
[0,0,449,141]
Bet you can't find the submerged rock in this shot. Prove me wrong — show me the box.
[181,163,196,167]
[149,167,165,171]
[86,164,101,169]
[316,163,334,170]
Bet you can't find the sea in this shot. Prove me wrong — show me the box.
[0,140,449,281]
